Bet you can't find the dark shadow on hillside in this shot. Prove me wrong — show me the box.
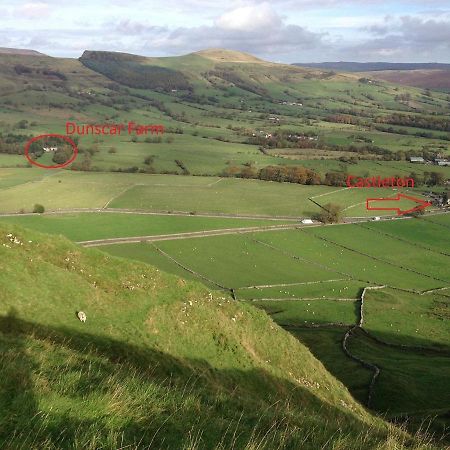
[360,326,450,353]
[0,310,399,450]
[290,323,450,444]
[0,308,39,448]
[348,328,450,443]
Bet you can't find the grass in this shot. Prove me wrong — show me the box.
[307,223,450,282]
[100,221,448,292]
[0,223,430,449]
[312,186,429,217]
[108,177,332,217]
[98,215,450,441]
[150,234,337,288]
[0,171,220,213]
[0,168,52,189]
[0,169,343,217]
[360,217,450,254]
[348,329,450,417]
[249,299,358,326]
[254,229,444,290]
[235,279,365,301]
[363,288,450,349]
[0,154,29,167]
[291,327,373,405]
[0,212,292,242]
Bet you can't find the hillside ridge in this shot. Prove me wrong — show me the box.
[0,47,45,56]
[0,223,427,449]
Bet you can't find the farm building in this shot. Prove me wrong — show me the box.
[409,156,424,163]
[43,146,58,152]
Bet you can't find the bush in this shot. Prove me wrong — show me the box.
[33,204,45,214]
[314,203,343,224]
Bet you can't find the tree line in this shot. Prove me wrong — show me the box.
[221,165,446,187]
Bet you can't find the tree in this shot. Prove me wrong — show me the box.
[33,204,45,214]
[240,166,256,179]
[314,203,343,224]
[52,147,73,165]
[324,172,347,187]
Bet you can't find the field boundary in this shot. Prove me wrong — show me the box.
[342,285,385,408]
[357,222,450,257]
[249,297,357,302]
[102,185,135,209]
[150,243,231,292]
[303,229,450,285]
[251,237,355,279]
[237,279,350,290]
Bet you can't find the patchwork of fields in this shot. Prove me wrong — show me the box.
[1,46,450,446]
[94,213,450,435]
[0,168,429,217]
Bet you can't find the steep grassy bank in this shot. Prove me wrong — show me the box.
[0,224,435,449]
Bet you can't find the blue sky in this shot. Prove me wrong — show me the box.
[2,0,450,62]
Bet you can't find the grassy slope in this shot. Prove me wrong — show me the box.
[0,223,430,449]
[98,214,450,441]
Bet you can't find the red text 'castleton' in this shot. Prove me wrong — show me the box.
[346,175,415,188]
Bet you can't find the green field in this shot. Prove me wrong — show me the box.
[109,177,335,216]
[348,329,450,417]
[251,299,358,326]
[0,212,292,242]
[363,288,450,349]
[236,279,365,301]
[95,212,450,437]
[99,218,450,294]
[1,168,406,218]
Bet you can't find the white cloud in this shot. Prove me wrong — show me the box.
[2,1,450,62]
[215,3,282,32]
[15,2,51,19]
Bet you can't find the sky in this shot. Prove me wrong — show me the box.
[1,0,450,63]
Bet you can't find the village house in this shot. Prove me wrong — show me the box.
[409,156,424,163]
[435,158,450,166]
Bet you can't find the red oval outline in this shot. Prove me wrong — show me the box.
[25,134,78,169]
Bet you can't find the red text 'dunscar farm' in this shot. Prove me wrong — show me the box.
[66,122,165,136]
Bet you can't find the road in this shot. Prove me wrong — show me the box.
[1,207,447,248]
[78,223,305,247]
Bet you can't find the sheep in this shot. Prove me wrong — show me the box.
[77,311,87,323]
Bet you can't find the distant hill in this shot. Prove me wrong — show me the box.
[0,50,109,97]
[367,69,450,91]
[80,50,192,91]
[0,47,45,56]
[193,48,266,63]
[79,48,349,95]
[293,62,450,72]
